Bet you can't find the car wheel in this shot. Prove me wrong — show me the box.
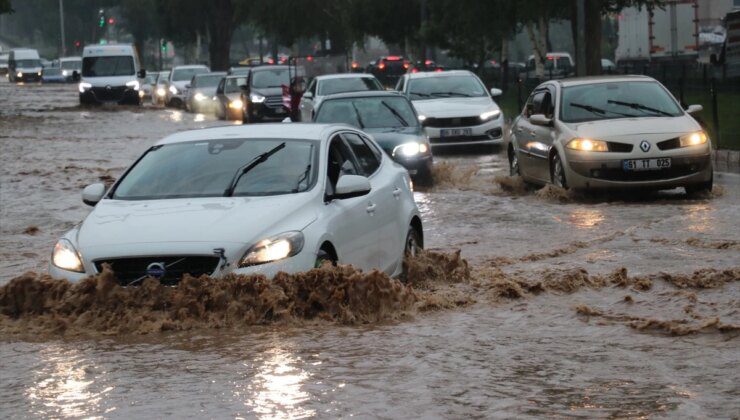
[551,153,568,189]
[404,226,422,258]
[413,165,433,187]
[315,249,336,268]
[685,171,713,196]
[509,147,520,176]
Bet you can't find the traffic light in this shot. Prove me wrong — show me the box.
[74,40,81,48]
[107,17,115,25]
[98,9,106,28]
[161,39,167,52]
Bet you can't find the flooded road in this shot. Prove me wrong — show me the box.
[1,80,738,418]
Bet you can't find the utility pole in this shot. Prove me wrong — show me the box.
[420,0,428,64]
[576,0,586,76]
[59,0,66,56]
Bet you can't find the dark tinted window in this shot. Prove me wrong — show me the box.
[82,56,134,77]
[318,77,382,95]
[251,68,289,89]
[343,133,380,176]
[315,96,418,129]
[225,77,247,93]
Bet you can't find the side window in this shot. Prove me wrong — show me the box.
[524,93,536,117]
[307,79,316,96]
[541,91,555,119]
[531,91,546,116]
[343,133,380,176]
[395,77,405,92]
[326,135,359,194]
[216,79,224,94]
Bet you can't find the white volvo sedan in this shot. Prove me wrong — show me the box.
[50,124,423,285]
[396,70,504,149]
[507,76,713,193]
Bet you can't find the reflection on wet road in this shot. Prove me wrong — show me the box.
[1,80,738,418]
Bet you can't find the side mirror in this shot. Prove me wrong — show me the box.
[686,104,703,114]
[137,69,146,79]
[303,91,313,100]
[72,70,80,82]
[82,183,106,206]
[490,87,503,97]
[331,175,371,200]
[530,114,552,127]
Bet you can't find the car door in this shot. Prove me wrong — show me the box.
[300,79,317,121]
[324,134,379,272]
[528,87,557,181]
[342,132,401,274]
[516,89,550,182]
[215,79,227,118]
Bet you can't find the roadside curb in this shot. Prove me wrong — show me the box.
[712,149,740,164]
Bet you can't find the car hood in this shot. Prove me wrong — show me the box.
[192,86,218,96]
[251,87,282,97]
[412,97,497,118]
[566,115,700,141]
[76,194,318,248]
[364,127,424,152]
[83,75,138,87]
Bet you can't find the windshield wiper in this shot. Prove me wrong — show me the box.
[350,102,365,128]
[223,142,286,197]
[293,144,314,192]
[607,99,673,117]
[569,102,633,118]
[430,91,472,97]
[380,101,409,127]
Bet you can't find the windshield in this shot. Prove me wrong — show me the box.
[408,75,487,99]
[113,139,318,200]
[61,60,81,70]
[173,67,208,81]
[225,77,247,93]
[82,56,134,77]
[14,59,41,68]
[315,96,418,129]
[44,68,62,76]
[251,69,289,89]
[156,72,169,83]
[560,81,683,123]
[318,77,382,95]
[194,74,223,88]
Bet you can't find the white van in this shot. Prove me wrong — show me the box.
[526,52,575,79]
[8,48,42,83]
[58,56,82,82]
[78,44,145,105]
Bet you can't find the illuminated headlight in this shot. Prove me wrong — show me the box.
[393,142,429,157]
[37,71,42,76]
[139,90,145,98]
[156,87,166,97]
[417,114,427,122]
[229,99,243,110]
[126,80,140,90]
[52,239,84,273]
[169,85,178,95]
[194,92,206,101]
[62,70,69,76]
[250,93,266,103]
[679,131,708,147]
[239,232,304,267]
[566,138,608,152]
[16,72,22,78]
[78,82,92,93]
[479,109,501,121]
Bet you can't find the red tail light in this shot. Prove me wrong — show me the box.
[267,58,275,64]
[424,59,433,66]
[435,68,443,72]
[411,68,419,73]
[386,56,401,61]
[403,63,409,69]
[378,63,386,70]
[351,61,359,69]
[307,55,314,62]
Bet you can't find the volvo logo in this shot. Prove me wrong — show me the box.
[639,140,651,153]
[145,262,166,278]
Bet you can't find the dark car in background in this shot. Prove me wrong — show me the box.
[314,91,433,182]
[41,67,66,83]
[368,56,410,87]
[185,72,226,114]
[214,75,248,120]
[240,65,291,123]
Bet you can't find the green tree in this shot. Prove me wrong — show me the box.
[1,0,13,14]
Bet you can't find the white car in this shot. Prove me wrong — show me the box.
[299,73,384,122]
[78,44,145,105]
[166,65,210,108]
[396,70,504,149]
[49,123,423,284]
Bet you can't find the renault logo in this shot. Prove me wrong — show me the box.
[105,85,112,91]
[146,262,166,278]
[639,140,651,153]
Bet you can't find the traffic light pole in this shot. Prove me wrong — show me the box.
[59,0,66,56]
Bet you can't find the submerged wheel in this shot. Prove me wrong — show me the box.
[551,153,568,189]
[509,147,520,176]
[404,226,422,258]
[315,249,336,268]
[685,171,713,196]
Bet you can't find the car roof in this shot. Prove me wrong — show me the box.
[320,90,405,100]
[407,69,474,79]
[315,73,374,80]
[195,71,226,77]
[156,123,352,145]
[173,64,209,70]
[555,75,655,87]
[250,65,288,71]
[60,56,81,61]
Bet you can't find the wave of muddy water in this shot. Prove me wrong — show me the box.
[1,80,739,417]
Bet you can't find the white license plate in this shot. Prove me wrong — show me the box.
[440,128,472,138]
[622,158,672,171]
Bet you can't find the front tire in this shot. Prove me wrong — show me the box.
[551,153,568,189]
[509,146,520,176]
[404,226,422,258]
[685,171,713,196]
[315,249,336,268]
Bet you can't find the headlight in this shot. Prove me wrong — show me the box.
[37,71,42,76]
[239,232,304,267]
[566,138,608,152]
[194,92,206,101]
[16,72,22,78]
[417,115,427,122]
[393,142,429,157]
[169,85,178,95]
[229,99,243,109]
[52,239,84,273]
[78,82,92,93]
[250,93,265,103]
[480,109,501,121]
[62,70,69,76]
[139,90,145,98]
[126,80,140,90]
[156,87,166,97]
[679,131,708,147]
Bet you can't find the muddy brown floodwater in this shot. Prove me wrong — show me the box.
[1,80,739,418]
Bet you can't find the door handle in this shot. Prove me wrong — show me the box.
[393,188,402,198]
[366,203,377,214]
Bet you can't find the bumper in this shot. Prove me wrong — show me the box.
[564,149,712,190]
[392,154,433,175]
[425,116,504,147]
[248,101,289,121]
[80,87,140,105]
[15,73,42,82]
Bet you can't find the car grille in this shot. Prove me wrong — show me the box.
[429,134,492,144]
[264,95,285,110]
[90,86,127,102]
[657,137,681,151]
[607,142,633,153]
[424,116,482,128]
[94,256,220,286]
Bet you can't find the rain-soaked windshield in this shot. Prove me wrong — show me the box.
[561,81,683,123]
[172,67,209,81]
[315,96,418,129]
[82,56,134,77]
[193,74,224,88]
[318,77,383,95]
[61,60,81,70]
[14,59,41,68]
[112,139,318,199]
[408,75,487,99]
[251,68,289,89]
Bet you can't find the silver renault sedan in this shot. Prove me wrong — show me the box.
[507,76,713,194]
